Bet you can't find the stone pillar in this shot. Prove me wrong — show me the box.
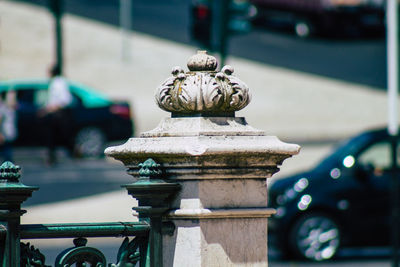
[106,51,300,266]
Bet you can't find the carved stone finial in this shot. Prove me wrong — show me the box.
[155,51,251,117]
[187,51,218,71]
[0,161,21,182]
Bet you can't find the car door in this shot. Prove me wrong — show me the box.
[15,88,47,146]
[339,139,393,245]
[355,140,395,243]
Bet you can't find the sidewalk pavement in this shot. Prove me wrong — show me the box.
[0,0,391,249]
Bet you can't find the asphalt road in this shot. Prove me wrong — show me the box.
[17,0,386,89]
[14,147,131,206]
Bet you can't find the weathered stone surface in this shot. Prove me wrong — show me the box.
[163,218,271,267]
[105,51,300,267]
[155,51,251,116]
[168,179,269,210]
[187,50,218,71]
[141,117,264,137]
[106,133,298,180]
[105,117,298,267]
[105,118,299,178]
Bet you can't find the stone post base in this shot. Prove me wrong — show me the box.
[105,116,300,267]
[163,209,275,267]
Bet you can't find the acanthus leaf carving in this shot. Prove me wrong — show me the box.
[154,52,251,116]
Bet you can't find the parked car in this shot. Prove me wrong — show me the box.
[268,128,399,261]
[250,0,385,37]
[0,79,134,158]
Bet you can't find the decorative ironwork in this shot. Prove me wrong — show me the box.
[0,161,38,209]
[124,158,181,208]
[110,237,145,267]
[55,238,107,267]
[0,156,179,266]
[20,242,49,267]
[155,51,251,116]
[138,158,162,178]
[0,161,21,182]
[47,237,145,267]
[19,222,150,267]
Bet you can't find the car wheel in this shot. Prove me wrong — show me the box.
[73,127,106,158]
[289,213,340,261]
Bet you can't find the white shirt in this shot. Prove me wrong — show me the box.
[47,76,73,108]
[0,102,17,142]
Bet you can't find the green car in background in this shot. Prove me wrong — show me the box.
[0,79,134,158]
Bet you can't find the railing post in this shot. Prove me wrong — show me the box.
[122,158,180,267]
[0,161,38,266]
[106,51,299,266]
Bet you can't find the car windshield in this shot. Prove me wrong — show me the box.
[68,82,111,108]
[315,132,375,171]
[0,79,112,108]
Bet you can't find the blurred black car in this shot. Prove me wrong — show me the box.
[269,128,398,261]
[250,0,385,37]
[0,79,134,157]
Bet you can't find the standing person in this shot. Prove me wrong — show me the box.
[40,64,73,165]
[0,91,17,163]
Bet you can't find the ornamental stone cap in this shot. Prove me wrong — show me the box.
[155,51,251,117]
[105,52,300,177]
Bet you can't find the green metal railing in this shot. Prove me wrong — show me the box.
[0,159,180,267]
